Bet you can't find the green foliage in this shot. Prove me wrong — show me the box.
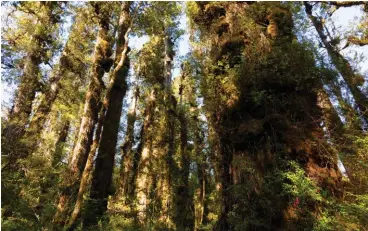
[283,161,323,203]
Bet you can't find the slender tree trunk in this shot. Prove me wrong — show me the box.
[175,109,194,230]
[117,86,139,199]
[175,69,194,230]
[35,120,71,219]
[159,33,177,227]
[54,3,113,225]
[66,105,105,230]
[197,162,209,228]
[328,81,362,131]
[53,120,71,167]
[22,44,72,158]
[317,89,345,144]
[84,2,131,226]
[194,116,208,229]
[317,89,353,179]
[305,2,368,125]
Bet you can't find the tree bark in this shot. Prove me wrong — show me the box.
[158,33,177,227]
[136,88,157,224]
[83,2,131,226]
[116,86,139,199]
[23,18,87,158]
[54,3,113,225]
[175,108,194,230]
[53,120,71,167]
[328,80,362,130]
[2,2,59,169]
[305,2,368,126]
[175,68,194,230]
[66,105,105,230]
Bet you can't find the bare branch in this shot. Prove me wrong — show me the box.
[326,1,365,8]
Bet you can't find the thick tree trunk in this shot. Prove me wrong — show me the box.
[54,3,113,225]
[305,2,368,126]
[136,89,157,224]
[214,140,233,231]
[83,2,131,226]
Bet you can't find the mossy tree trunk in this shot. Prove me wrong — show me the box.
[175,72,194,230]
[2,2,60,169]
[305,2,368,126]
[117,86,139,199]
[84,2,132,227]
[136,88,157,224]
[54,2,113,225]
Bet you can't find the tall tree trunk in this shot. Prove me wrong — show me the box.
[136,89,157,224]
[317,89,345,145]
[175,68,194,230]
[158,33,177,227]
[214,140,233,231]
[66,105,105,230]
[193,115,208,229]
[175,109,194,230]
[35,120,71,219]
[197,162,209,229]
[116,86,139,199]
[83,2,131,226]
[53,120,71,167]
[2,2,59,169]
[23,43,73,158]
[54,3,113,225]
[317,88,353,179]
[305,2,368,125]
[328,80,362,131]
[23,10,92,159]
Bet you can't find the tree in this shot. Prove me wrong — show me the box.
[305,2,368,126]
[54,2,114,225]
[83,2,132,227]
[2,1,64,170]
[188,2,343,230]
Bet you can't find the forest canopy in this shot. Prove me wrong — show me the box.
[1,1,368,231]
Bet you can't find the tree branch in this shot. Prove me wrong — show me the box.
[348,36,368,46]
[326,1,365,8]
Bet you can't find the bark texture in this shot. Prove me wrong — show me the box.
[84,2,131,226]
[117,86,139,199]
[305,2,368,126]
[136,89,157,223]
[2,2,60,169]
[54,3,113,225]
